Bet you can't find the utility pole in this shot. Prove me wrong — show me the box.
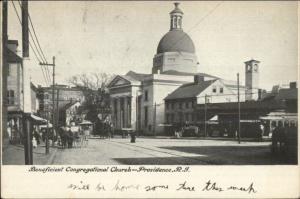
[237,73,241,144]
[56,88,60,128]
[204,94,207,137]
[2,0,9,146]
[40,56,55,152]
[22,0,33,164]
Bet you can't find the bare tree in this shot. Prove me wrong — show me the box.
[67,72,113,90]
[66,72,114,126]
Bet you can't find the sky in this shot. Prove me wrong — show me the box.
[7,1,298,90]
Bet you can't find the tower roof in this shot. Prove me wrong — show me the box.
[245,59,260,64]
[170,2,183,14]
[157,3,195,54]
[157,30,195,54]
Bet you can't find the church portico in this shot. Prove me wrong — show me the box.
[111,94,134,130]
[108,74,143,132]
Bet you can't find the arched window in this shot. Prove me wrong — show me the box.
[247,65,251,72]
[253,64,258,72]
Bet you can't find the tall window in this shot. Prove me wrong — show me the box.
[192,101,195,108]
[144,90,148,101]
[220,87,224,93]
[144,106,148,127]
[254,64,258,72]
[7,90,15,105]
[171,102,175,109]
[179,102,182,109]
[7,65,10,76]
[185,102,189,109]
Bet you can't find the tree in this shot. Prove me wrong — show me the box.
[67,72,113,129]
[67,72,112,90]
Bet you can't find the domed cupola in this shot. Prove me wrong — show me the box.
[170,2,183,30]
[152,3,199,74]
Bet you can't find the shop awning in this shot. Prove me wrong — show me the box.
[79,120,93,125]
[30,114,48,124]
[159,123,173,127]
[207,115,219,124]
[39,123,53,128]
[260,112,298,121]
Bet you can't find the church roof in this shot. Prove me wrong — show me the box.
[157,30,195,54]
[162,70,219,78]
[126,71,151,81]
[165,79,217,100]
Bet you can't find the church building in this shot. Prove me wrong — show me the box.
[107,3,260,135]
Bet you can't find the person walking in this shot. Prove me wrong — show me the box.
[278,122,286,153]
[67,128,74,148]
[271,123,279,154]
[7,126,12,143]
[259,124,265,142]
[33,127,40,145]
[58,127,66,149]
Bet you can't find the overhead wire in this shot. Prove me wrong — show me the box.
[168,1,223,53]
[11,0,50,86]
[17,0,52,86]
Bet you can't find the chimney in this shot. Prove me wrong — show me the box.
[7,40,19,53]
[194,75,204,84]
[290,82,297,89]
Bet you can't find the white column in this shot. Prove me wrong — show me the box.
[124,96,128,128]
[111,98,116,128]
[117,98,121,129]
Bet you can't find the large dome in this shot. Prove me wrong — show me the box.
[157,30,195,54]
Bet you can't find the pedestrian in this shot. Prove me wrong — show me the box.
[74,130,80,148]
[7,125,12,143]
[32,137,37,148]
[58,127,65,149]
[278,122,286,153]
[259,123,265,142]
[67,128,74,148]
[272,123,279,154]
[62,128,67,149]
[33,127,40,145]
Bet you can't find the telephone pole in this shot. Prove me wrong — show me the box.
[204,94,207,137]
[2,0,9,146]
[237,73,241,144]
[40,56,55,153]
[22,0,33,164]
[56,89,60,128]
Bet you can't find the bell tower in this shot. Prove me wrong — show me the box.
[170,2,183,30]
[245,59,260,101]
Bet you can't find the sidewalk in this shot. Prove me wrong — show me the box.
[2,143,58,165]
[137,135,272,142]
